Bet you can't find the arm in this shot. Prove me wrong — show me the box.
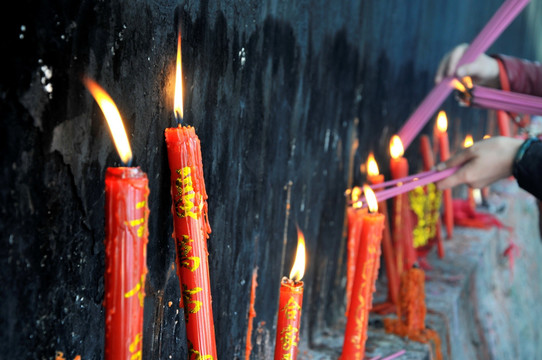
[494,55,542,97]
[437,137,542,201]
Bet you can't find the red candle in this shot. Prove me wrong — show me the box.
[366,154,399,310]
[83,78,149,360]
[389,135,416,273]
[165,29,217,358]
[463,135,476,212]
[274,228,306,360]
[346,187,367,314]
[341,186,384,360]
[105,167,149,360]
[419,135,444,258]
[436,111,453,239]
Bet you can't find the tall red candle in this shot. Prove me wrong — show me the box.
[436,111,453,239]
[346,187,367,314]
[83,77,149,360]
[389,135,416,273]
[105,167,149,360]
[419,135,444,258]
[366,153,399,310]
[274,228,306,360]
[165,29,217,358]
[341,186,384,360]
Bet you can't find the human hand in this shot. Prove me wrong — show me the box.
[436,136,523,189]
[434,43,501,88]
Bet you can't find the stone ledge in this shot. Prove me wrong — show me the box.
[301,180,542,359]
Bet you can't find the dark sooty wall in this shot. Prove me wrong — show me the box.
[1,0,541,359]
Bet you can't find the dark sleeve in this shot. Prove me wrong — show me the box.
[493,55,542,97]
[513,139,542,200]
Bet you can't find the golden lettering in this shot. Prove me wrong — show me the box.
[187,340,214,360]
[175,167,198,219]
[281,297,301,320]
[182,284,203,322]
[280,324,299,351]
[178,235,201,272]
[136,200,146,209]
[129,333,142,360]
[124,274,146,307]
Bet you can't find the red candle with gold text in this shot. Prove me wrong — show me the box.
[165,29,217,358]
[366,154,399,308]
[436,111,453,239]
[346,187,367,314]
[389,135,416,272]
[340,186,384,360]
[274,227,306,360]
[84,78,149,360]
[419,135,444,258]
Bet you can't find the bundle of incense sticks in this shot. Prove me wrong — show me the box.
[397,0,530,149]
[459,85,542,116]
[360,166,459,205]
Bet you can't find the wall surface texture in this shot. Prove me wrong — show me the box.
[1,0,541,359]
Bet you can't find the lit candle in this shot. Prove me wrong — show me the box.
[84,78,149,360]
[346,187,367,314]
[436,111,453,239]
[165,28,217,358]
[341,185,384,360]
[419,135,444,259]
[389,135,416,273]
[274,227,306,360]
[366,154,399,311]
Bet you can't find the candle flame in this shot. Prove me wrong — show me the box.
[389,135,404,159]
[363,184,378,213]
[367,153,380,176]
[174,30,184,122]
[483,134,491,140]
[83,77,132,165]
[352,186,363,209]
[289,226,306,282]
[462,76,473,89]
[436,110,448,133]
[451,78,467,93]
[463,134,474,148]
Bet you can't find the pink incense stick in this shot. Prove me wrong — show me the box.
[457,0,530,68]
[361,166,459,205]
[370,168,438,190]
[380,350,406,360]
[466,86,542,116]
[398,0,530,150]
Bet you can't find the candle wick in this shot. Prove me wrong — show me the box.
[175,111,183,126]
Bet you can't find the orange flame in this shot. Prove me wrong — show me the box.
[289,226,306,282]
[352,186,363,209]
[367,153,380,177]
[451,78,466,93]
[363,184,378,213]
[483,134,491,140]
[436,110,448,133]
[83,77,132,165]
[174,29,184,121]
[462,76,473,89]
[389,135,404,159]
[463,134,474,148]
